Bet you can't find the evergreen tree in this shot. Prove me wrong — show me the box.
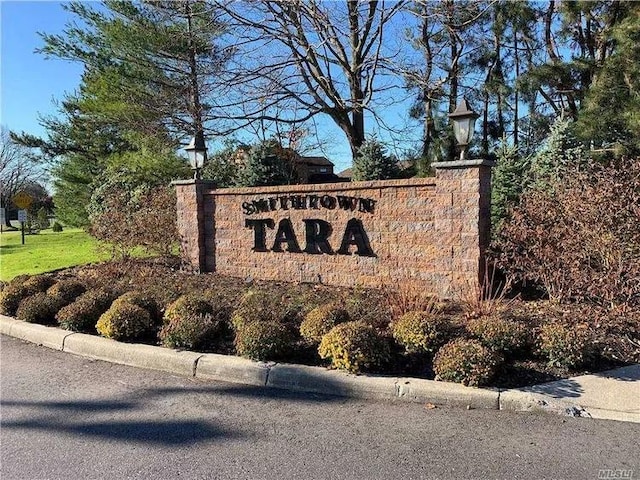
[38,0,229,139]
[236,140,299,187]
[491,142,531,233]
[577,5,640,155]
[529,116,587,190]
[352,139,400,181]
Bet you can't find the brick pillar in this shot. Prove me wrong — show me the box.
[173,179,216,273]
[432,159,494,299]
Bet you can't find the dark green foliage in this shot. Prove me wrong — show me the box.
[36,207,50,230]
[433,339,501,386]
[56,288,116,332]
[351,139,400,181]
[318,321,389,373]
[491,143,531,232]
[231,289,302,330]
[160,312,226,351]
[16,293,61,325]
[236,140,299,187]
[52,221,63,232]
[577,6,640,155]
[200,139,246,187]
[299,303,349,345]
[96,301,154,342]
[234,320,294,361]
[391,311,450,354]
[46,280,86,306]
[528,117,587,190]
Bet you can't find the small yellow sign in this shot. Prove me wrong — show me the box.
[13,191,33,210]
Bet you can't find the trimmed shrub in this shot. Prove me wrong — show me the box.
[433,339,501,386]
[234,320,294,361]
[114,291,160,323]
[46,280,86,306]
[391,311,450,354]
[52,221,63,232]
[231,290,295,330]
[96,302,154,341]
[22,275,56,292]
[160,312,225,351]
[467,315,529,355]
[56,288,116,332]
[163,294,213,325]
[318,321,389,374]
[538,322,595,369]
[0,284,38,316]
[8,274,31,288]
[300,303,349,345]
[16,293,61,325]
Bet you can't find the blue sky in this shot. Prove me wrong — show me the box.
[1,1,84,139]
[0,1,423,174]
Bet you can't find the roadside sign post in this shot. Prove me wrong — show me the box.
[18,210,27,245]
[13,191,33,245]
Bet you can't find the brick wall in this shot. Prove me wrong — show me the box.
[174,160,493,299]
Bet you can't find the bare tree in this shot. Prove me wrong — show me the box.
[214,0,405,160]
[0,127,42,228]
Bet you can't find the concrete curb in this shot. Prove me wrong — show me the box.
[63,333,203,378]
[196,353,272,386]
[1,315,636,420]
[499,390,590,418]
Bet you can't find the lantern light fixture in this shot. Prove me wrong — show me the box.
[185,131,207,179]
[448,98,479,160]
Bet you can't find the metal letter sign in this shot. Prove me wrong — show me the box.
[18,210,28,223]
[13,191,33,210]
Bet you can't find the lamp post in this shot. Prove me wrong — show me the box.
[448,98,479,161]
[185,131,207,179]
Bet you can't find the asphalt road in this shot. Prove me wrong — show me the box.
[1,335,638,480]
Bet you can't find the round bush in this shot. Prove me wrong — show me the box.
[0,284,39,316]
[300,303,349,345]
[391,311,450,354]
[318,321,389,374]
[52,221,63,232]
[96,301,154,342]
[56,288,116,332]
[22,275,56,292]
[467,314,529,355]
[231,290,293,330]
[538,322,594,369]
[433,339,501,386]
[163,294,213,325]
[8,274,31,288]
[16,293,60,325]
[160,312,225,351]
[114,291,160,323]
[234,320,294,361]
[46,280,86,306]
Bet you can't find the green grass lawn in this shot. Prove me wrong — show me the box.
[0,228,109,282]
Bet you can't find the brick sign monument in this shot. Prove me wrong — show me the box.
[174,159,493,299]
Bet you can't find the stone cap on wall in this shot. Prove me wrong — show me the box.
[432,159,496,169]
[206,177,437,196]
